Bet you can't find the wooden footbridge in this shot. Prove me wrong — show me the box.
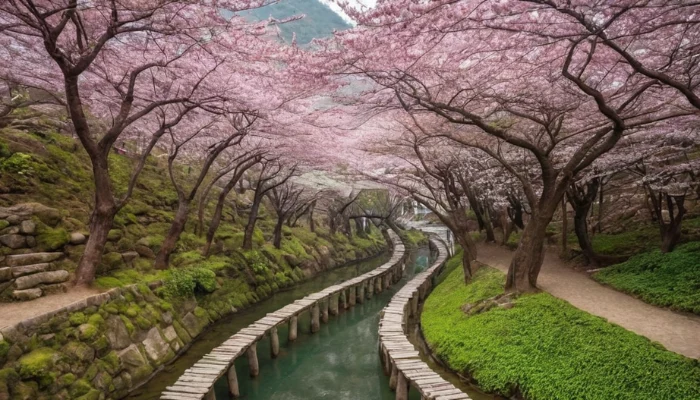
[160,231,407,400]
[378,237,471,400]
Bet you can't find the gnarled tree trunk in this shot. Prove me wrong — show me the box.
[155,200,190,269]
[243,197,262,250]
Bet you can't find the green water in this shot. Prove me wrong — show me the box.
[129,246,486,400]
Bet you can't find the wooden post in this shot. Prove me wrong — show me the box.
[311,302,320,333]
[321,298,329,323]
[396,372,409,400]
[270,327,280,358]
[376,276,383,293]
[349,285,356,306]
[357,282,365,304]
[329,293,339,316]
[367,278,374,298]
[289,316,298,341]
[341,289,349,309]
[410,293,419,316]
[247,342,259,377]
[389,363,398,390]
[227,364,240,397]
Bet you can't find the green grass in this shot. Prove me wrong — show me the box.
[421,257,700,400]
[593,242,700,314]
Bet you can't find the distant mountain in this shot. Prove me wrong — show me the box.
[226,0,353,45]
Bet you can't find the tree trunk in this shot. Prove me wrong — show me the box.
[74,202,115,285]
[155,200,190,269]
[660,194,685,253]
[355,218,367,238]
[597,181,604,234]
[561,197,568,253]
[482,204,496,242]
[505,216,548,293]
[243,198,262,250]
[203,184,237,256]
[455,233,476,283]
[309,204,315,233]
[273,217,284,249]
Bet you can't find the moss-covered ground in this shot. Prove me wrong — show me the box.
[593,242,700,314]
[421,254,700,400]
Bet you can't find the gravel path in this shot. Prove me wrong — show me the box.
[477,243,700,359]
[0,286,100,329]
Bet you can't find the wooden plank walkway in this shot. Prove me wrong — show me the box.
[378,238,471,400]
[161,231,407,400]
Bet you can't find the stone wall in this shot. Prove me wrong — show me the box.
[0,280,221,400]
[0,203,83,302]
[0,242,389,400]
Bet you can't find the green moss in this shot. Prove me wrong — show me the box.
[75,389,101,400]
[101,351,120,373]
[78,323,98,340]
[124,304,141,318]
[56,373,76,388]
[0,220,9,230]
[87,313,104,326]
[36,226,70,251]
[422,257,700,400]
[0,340,8,362]
[594,242,700,314]
[119,315,136,336]
[134,315,152,330]
[18,348,58,385]
[69,312,87,326]
[68,379,93,398]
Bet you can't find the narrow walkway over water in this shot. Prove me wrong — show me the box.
[206,246,433,399]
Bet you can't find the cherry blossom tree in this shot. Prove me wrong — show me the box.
[202,147,265,256]
[266,182,305,248]
[242,159,297,250]
[324,0,696,292]
[155,113,257,269]
[0,0,298,284]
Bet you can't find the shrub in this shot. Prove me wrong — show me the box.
[162,267,217,298]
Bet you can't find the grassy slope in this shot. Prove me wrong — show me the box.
[0,111,387,305]
[421,256,700,400]
[593,242,700,314]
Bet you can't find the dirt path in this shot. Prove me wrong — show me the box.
[0,286,100,329]
[476,243,700,359]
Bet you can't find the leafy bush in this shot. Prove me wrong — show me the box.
[422,256,700,400]
[162,267,217,298]
[244,250,269,274]
[594,242,700,314]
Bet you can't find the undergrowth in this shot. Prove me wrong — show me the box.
[421,255,700,400]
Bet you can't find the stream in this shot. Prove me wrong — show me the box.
[128,245,488,400]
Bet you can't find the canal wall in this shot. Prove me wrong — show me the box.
[378,237,471,400]
[160,230,408,400]
[0,239,388,400]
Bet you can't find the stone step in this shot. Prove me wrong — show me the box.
[12,263,50,278]
[14,270,69,290]
[4,252,63,267]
